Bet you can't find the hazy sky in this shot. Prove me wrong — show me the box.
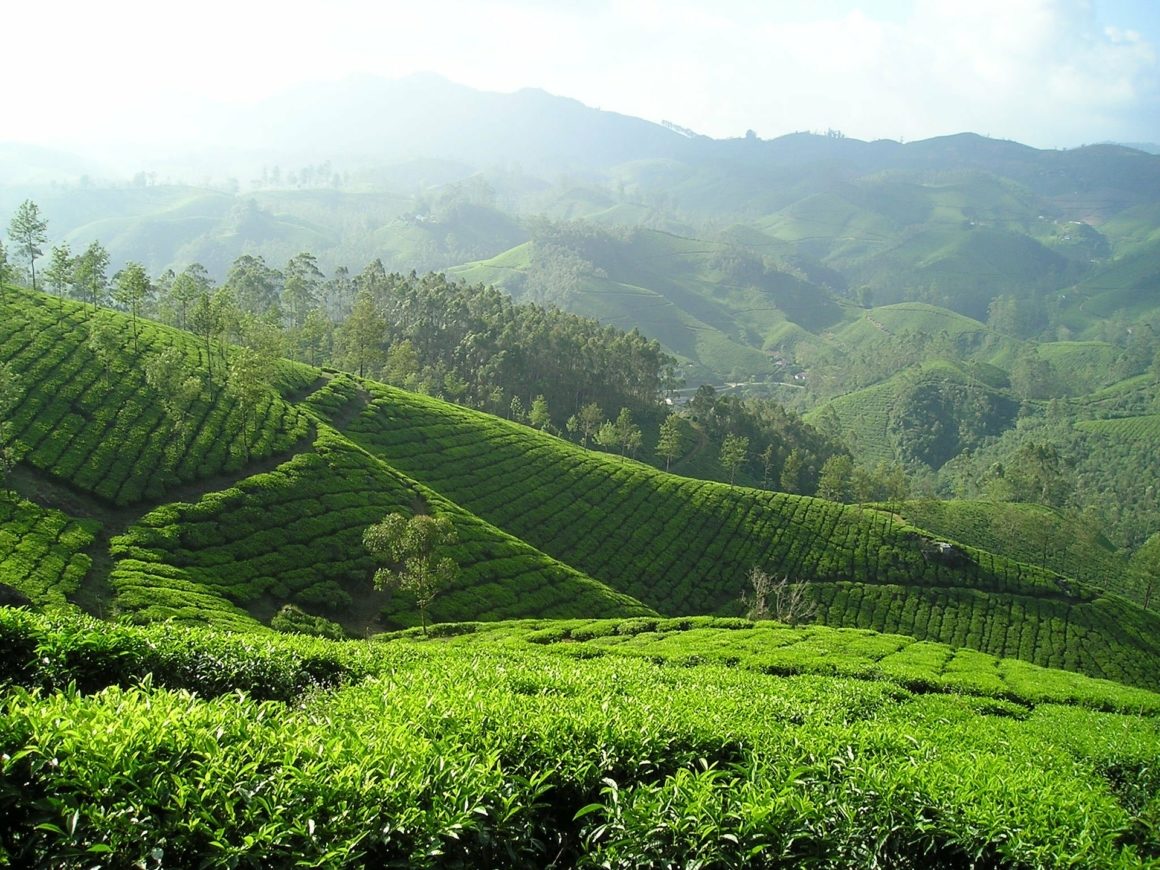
[6,0,1159,151]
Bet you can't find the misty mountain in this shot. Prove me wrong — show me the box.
[201,73,690,174]
[3,73,1159,387]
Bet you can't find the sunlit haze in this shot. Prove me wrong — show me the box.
[4,0,1159,152]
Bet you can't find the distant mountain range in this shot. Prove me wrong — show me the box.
[2,74,1158,388]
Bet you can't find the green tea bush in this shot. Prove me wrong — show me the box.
[109,426,651,629]
[1,623,1157,866]
[329,382,1160,690]
[0,610,360,699]
[0,498,96,607]
[0,288,309,506]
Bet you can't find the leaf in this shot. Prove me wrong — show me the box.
[572,803,605,821]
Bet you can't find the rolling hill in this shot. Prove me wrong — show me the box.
[6,79,1160,393]
[1,285,1158,692]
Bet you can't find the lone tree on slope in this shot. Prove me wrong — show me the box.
[363,512,459,635]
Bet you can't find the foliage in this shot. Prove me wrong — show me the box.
[655,414,684,471]
[1131,533,1160,611]
[6,200,48,293]
[333,381,1160,689]
[109,413,648,630]
[0,498,95,606]
[340,269,677,431]
[896,499,1131,597]
[363,512,459,634]
[0,611,1158,867]
[0,362,25,491]
[719,433,749,484]
[687,386,847,491]
[0,287,309,506]
[270,604,347,640]
[887,372,1017,470]
[112,261,152,352]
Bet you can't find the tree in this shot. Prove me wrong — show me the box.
[613,407,642,457]
[113,261,152,353]
[1131,532,1160,611]
[283,252,324,328]
[529,395,551,432]
[594,420,619,451]
[740,567,815,626]
[569,402,604,449]
[335,289,385,377]
[43,242,74,314]
[758,443,779,490]
[509,395,526,423]
[780,447,808,494]
[720,433,749,485]
[382,339,420,388]
[168,264,213,330]
[226,345,271,462]
[87,316,121,386]
[363,513,459,635]
[188,290,222,379]
[144,347,204,462]
[73,241,110,310]
[1010,348,1061,401]
[816,454,855,503]
[7,200,48,292]
[226,253,282,318]
[853,460,910,504]
[656,414,683,471]
[293,308,333,367]
[1007,442,1070,508]
[0,240,11,289]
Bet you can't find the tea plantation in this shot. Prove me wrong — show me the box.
[1,283,1159,691]
[2,281,1160,865]
[324,381,1160,689]
[0,288,311,506]
[1,610,1158,867]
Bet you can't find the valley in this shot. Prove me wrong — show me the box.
[2,72,1160,867]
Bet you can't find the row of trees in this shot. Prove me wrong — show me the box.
[3,200,888,497]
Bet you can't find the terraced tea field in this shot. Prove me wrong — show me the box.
[2,610,1158,867]
[111,422,648,630]
[322,380,1160,689]
[0,289,310,506]
[2,285,1159,692]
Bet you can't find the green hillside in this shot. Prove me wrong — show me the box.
[319,378,1160,689]
[893,499,1130,595]
[0,289,314,506]
[452,227,849,380]
[0,288,648,633]
[2,285,1159,691]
